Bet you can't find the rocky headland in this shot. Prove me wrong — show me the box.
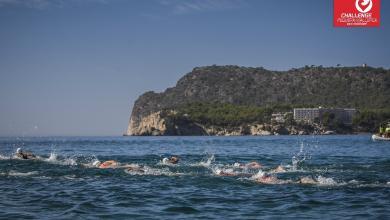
[125,65,390,136]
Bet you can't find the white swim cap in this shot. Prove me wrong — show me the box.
[162,158,168,163]
[16,148,22,153]
[233,162,241,167]
[92,160,101,167]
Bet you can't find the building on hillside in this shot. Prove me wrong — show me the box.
[293,107,356,125]
[293,108,320,123]
[271,113,285,123]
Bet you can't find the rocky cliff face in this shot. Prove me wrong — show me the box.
[126,65,390,136]
[126,111,166,136]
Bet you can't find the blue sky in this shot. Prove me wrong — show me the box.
[0,0,389,136]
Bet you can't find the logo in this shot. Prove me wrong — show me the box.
[334,0,380,27]
[355,0,372,13]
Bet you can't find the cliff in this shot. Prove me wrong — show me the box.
[126,65,390,136]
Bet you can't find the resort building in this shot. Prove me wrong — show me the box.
[271,113,286,123]
[293,108,320,123]
[293,107,356,125]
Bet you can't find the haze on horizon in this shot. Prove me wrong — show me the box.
[0,0,389,136]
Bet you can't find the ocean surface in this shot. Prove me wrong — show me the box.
[0,135,389,219]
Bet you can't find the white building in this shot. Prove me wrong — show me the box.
[293,107,356,125]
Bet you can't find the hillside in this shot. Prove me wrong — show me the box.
[126,65,390,135]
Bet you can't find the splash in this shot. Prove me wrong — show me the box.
[291,142,310,171]
[47,152,58,161]
[43,152,77,166]
[192,154,215,167]
[211,167,236,176]
[8,171,39,177]
[316,176,338,186]
[250,170,266,180]
[0,154,10,160]
[124,165,182,176]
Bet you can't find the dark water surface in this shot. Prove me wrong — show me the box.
[0,135,389,219]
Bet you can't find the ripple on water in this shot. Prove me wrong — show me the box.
[0,136,390,219]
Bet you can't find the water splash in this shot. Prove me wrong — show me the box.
[124,166,182,176]
[43,152,77,166]
[291,142,311,171]
[8,171,39,177]
[250,170,266,180]
[199,154,215,167]
[190,154,215,168]
[0,154,10,160]
[47,152,58,161]
[316,176,338,186]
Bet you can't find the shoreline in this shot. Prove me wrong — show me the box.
[123,132,373,137]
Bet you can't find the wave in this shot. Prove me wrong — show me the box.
[124,165,184,176]
[0,154,10,160]
[8,170,39,177]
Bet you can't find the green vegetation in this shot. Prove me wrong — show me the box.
[173,102,271,126]
[353,109,390,132]
[131,65,390,135]
[168,103,298,127]
[166,102,390,133]
[320,112,352,133]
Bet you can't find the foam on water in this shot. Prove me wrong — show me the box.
[190,154,215,167]
[124,165,182,176]
[0,154,10,160]
[8,170,39,177]
[315,175,339,186]
[43,152,77,166]
[250,170,266,179]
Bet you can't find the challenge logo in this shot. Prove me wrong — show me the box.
[355,0,372,13]
[334,0,380,27]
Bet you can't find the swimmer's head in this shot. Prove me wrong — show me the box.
[170,156,179,164]
[16,148,22,154]
[162,158,169,164]
[92,160,101,167]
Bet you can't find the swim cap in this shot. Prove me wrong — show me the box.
[233,162,241,167]
[16,148,22,154]
[92,160,101,167]
[162,158,168,164]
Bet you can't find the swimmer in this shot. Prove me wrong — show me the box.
[15,148,36,160]
[246,161,262,169]
[214,168,252,177]
[233,162,245,168]
[214,168,237,176]
[254,175,279,184]
[92,160,137,169]
[272,165,286,173]
[92,160,117,169]
[162,156,179,165]
[233,161,262,169]
[298,176,317,184]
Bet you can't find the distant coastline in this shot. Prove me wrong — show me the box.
[125,65,390,136]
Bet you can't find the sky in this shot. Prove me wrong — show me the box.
[0,0,389,136]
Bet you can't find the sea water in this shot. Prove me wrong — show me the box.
[0,135,389,219]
